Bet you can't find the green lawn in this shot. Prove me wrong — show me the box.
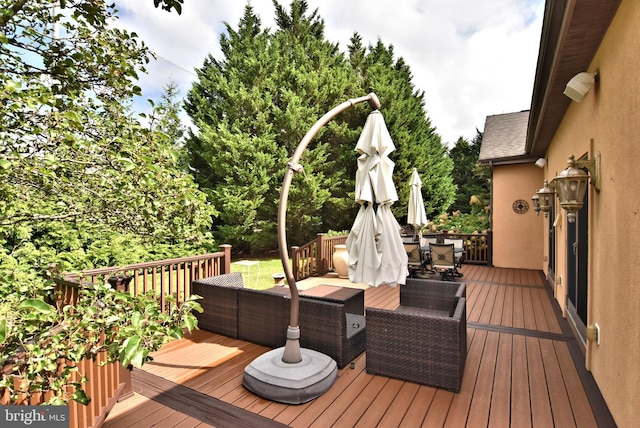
[230,257,288,290]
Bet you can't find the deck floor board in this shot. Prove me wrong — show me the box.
[104,266,614,428]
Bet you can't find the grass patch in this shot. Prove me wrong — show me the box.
[230,257,288,290]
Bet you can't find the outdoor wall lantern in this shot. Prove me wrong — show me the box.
[531,194,541,215]
[563,71,599,103]
[551,153,601,223]
[535,180,555,218]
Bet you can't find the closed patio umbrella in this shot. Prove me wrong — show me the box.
[408,167,428,237]
[345,110,409,286]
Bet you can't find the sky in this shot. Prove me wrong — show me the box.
[115,0,545,146]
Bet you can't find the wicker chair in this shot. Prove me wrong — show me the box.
[366,278,467,392]
[400,278,466,310]
[192,272,244,338]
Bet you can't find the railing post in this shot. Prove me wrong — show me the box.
[221,244,232,274]
[118,363,133,401]
[291,246,300,280]
[487,230,493,266]
[316,233,326,276]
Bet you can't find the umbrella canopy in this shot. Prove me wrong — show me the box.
[408,167,428,234]
[346,111,408,286]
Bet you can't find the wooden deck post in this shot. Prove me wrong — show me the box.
[316,233,326,276]
[117,363,133,401]
[220,244,232,274]
[291,246,300,280]
[486,230,493,267]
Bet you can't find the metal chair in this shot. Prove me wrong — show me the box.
[444,238,465,277]
[429,243,456,281]
[419,237,438,273]
[404,243,424,277]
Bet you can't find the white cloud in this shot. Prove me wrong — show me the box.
[114,0,544,145]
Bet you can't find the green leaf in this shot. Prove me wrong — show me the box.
[169,325,184,339]
[131,311,142,328]
[105,315,121,324]
[18,299,54,314]
[116,157,136,172]
[121,335,141,366]
[72,389,91,405]
[0,319,7,344]
[131,347,147,367]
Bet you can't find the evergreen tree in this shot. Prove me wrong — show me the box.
[184,0,456,251]
[349,36,456,220]
[184,1,361,250]
[449,130,490,213]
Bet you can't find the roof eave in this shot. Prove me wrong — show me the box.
[525,0,620,158]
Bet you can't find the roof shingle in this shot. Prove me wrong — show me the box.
[479,110,529,162]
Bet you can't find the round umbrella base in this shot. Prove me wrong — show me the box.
[243,347,338,404]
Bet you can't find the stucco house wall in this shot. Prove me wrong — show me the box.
[541,1,640,425]
[492,164,544,269]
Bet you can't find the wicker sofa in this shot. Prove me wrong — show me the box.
[366,278,467,392]
[192,272,245,338]
[192,275,366,369]
[238,288,365,368]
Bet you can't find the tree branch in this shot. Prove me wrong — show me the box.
[0,212,82,226]
[0,0,30,29]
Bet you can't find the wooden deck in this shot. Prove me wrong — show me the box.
[104,266,615,427]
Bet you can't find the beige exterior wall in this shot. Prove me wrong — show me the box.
[491,164,544,269]
[541,2,640,425]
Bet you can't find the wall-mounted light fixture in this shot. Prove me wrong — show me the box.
[552,153,600,223]
[563,71,599,103]
[535,157,546,168]
[535,180,555,217]
[531,194,541,216]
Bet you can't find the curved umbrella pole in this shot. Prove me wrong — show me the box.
[278,92,380,363]
[243,93,380,404]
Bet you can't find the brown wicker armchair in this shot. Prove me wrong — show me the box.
[366,278,467,392]
[192,272,244,338]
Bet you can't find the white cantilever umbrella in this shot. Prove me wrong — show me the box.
[408,167,428,237]
[345,110,408,286]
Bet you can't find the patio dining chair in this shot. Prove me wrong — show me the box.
[429,243,456,281]
[403,243,424,277]
[419,237,438,273]
[444,238,465,277]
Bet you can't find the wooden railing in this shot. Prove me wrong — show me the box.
[439,231,493,266]
[56,277,131,428]
[0,279,132,428]
[41,245,233,428]
[70,245,232,309]
[291,231,492,281]
[291,234,347,280]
